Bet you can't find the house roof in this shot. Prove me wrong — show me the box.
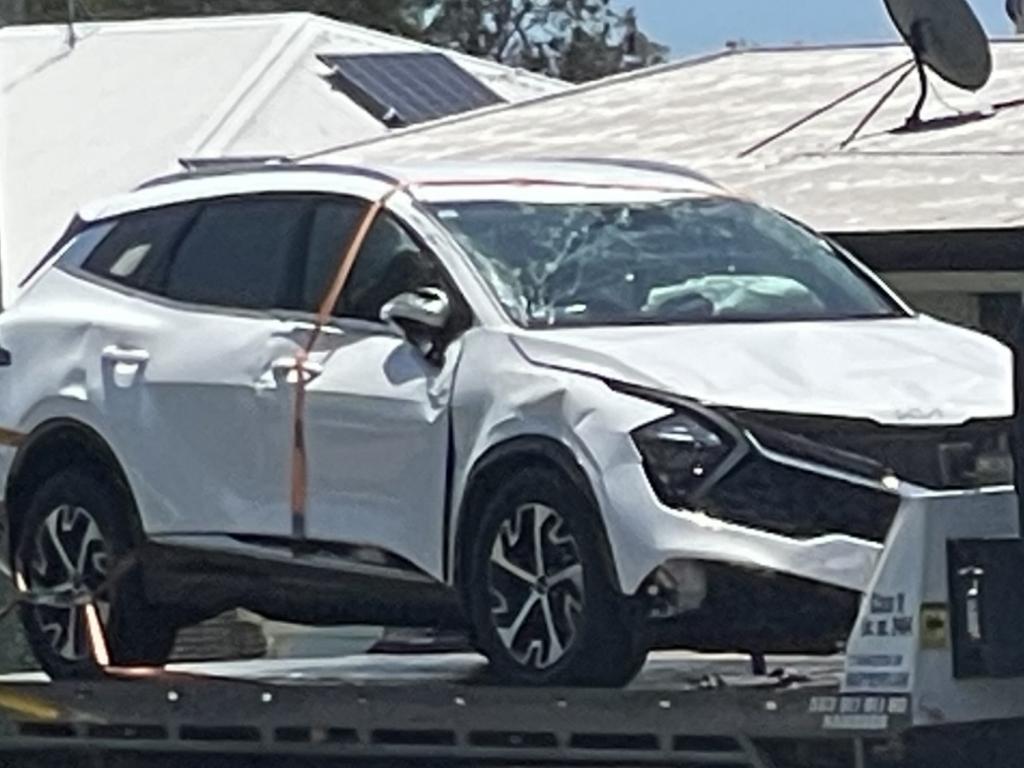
[0,13,565,305]
[323,40,1024,239]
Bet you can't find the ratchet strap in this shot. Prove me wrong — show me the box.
[289,182,409,540]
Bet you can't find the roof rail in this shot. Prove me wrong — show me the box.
[177,155,293,172]
[135,155,294,189]
[544,157,722,188]
[135,162,402,191]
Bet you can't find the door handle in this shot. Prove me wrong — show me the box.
[101,345,150,365]
[279,320,344,337]
[270,356,324,382]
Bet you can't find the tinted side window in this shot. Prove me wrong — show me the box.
[82,205,196,290]
[305,200,441,322]
[302,200,365,312]
[165,198,307,310]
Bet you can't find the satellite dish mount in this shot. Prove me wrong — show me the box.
[884,0,993,129]
[906,21,932,126]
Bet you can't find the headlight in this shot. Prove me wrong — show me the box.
[632,410,741,507]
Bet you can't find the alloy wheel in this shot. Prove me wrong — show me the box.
[23,504,110,662]
[487,502,585,670]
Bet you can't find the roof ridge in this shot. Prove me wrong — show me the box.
[737,37,1024,52]
[180,15,310,160]
[0,12,302,37]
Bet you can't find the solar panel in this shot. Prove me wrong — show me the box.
[318,52,507,127]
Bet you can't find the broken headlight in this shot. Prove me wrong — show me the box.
[633,411,739,507]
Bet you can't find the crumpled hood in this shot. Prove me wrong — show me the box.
[511,316,1012,425]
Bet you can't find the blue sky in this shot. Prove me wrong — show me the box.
[623,1,1014,57]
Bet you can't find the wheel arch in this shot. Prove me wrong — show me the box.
[5,418,140,561]
[453,435,619,598]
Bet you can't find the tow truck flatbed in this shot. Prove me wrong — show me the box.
[0,651,911,767]
[5,487,1024,767]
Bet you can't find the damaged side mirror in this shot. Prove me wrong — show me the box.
[380,287,451,365]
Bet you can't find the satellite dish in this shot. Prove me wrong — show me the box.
[1008,0,1024,32]
[740,0,995,155]
[883,0,992,125]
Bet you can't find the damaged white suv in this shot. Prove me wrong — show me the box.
[0,159,1012,685]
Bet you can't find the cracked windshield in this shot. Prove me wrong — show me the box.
[432,195,901,327]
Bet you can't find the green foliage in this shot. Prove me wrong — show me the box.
[420,1,667,81]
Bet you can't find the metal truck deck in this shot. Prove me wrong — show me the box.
[0,650,918,767]
[4,486,1024,767]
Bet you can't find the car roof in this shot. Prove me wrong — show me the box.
[78,158,728,223]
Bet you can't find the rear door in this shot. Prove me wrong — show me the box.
[86,196,312,537]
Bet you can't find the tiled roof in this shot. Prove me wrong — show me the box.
[324,40,1024,236]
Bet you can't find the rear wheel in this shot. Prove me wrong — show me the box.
[465,466,647,686]
[14,467,176,679]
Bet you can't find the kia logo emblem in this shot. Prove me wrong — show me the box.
[894,408,944,420]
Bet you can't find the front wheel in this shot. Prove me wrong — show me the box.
[465,466,647,686]
[14,467,177,679]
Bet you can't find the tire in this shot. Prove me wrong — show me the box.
[465,465,647,686]
[14,466,177,679]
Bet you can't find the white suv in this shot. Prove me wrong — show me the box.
[0,160,1011,685]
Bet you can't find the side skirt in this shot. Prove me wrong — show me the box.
[140,535,463,629]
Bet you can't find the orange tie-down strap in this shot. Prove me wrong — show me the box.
[287,174,704,539]
[0,427,25,447]
[289,182,409,538]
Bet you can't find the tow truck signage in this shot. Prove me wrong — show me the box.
[809,695,910,731]
[861,591,914,638]
[842,505,927,695]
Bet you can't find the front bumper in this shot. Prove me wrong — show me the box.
[599,457,885,597]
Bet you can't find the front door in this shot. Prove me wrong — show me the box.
[277,198,458,579]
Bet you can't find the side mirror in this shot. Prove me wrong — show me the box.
[380,287,451,363]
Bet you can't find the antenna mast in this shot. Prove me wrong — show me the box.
[66,0,77,49]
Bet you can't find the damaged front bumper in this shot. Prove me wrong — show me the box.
[598,392,1018,654]
[604,383,1013,599]
[602,443,889,598]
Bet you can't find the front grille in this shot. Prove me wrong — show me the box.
[702,453,899,541]
[728,409,1013,490]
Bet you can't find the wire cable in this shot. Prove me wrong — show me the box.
[738,59,914,158]
[840,63,918,149]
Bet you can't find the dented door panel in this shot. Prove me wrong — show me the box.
[1,269,291,537]
[295,324,457,579]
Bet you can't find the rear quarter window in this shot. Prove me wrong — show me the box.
[79,204,197,291]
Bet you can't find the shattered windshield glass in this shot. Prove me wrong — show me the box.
[429,194,904,328]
